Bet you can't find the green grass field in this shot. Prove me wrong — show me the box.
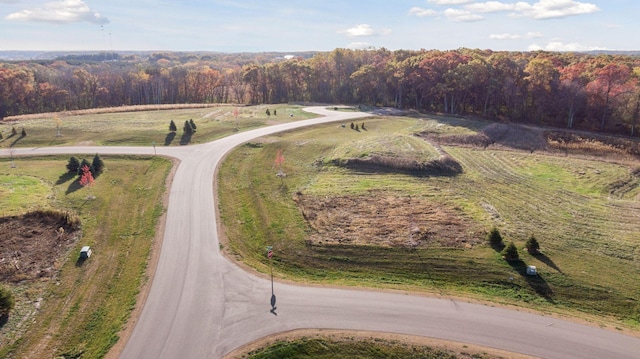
[0,155,171,358]
[218,115,640,329]
[0,105,315,147]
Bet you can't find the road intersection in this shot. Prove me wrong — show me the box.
[3,107,640,359]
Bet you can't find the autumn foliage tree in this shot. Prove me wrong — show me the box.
[2,49,640,136]
[79,165,95,196]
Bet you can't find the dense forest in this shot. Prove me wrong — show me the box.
[1,48,639,136]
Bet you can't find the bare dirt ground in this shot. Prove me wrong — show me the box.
[294,192,482,248]
[0,211,79,283]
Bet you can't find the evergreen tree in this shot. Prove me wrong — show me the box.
[169,120,177,132]
[266,109,271,117]
[11,127,17,136]
[487,226,503,247]
[66,156,80,173]
[184,120,193,135]
[189,119,197,132]
[0,285,15,317]
[0,132,3,140]
[273,109,277,115]
[21,128,26,137]
[525,235,540,254]
[92,153,105,175]
[501,242,520,261]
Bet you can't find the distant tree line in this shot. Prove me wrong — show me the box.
[1,48,639,135]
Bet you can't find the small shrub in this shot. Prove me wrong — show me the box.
[525,234,540,254]
[502,242,519,261]
[266,109,271,117]
[189,119,197,132]
[0,285,15,317]
[21,128,27,137]
[169,120,177,132]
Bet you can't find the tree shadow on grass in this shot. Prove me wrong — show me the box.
[75,256,87,267]
[490,242,505,253]
[65,178,83,195]
[533,252,563,274]
[179,133,192,145]
[10,132,26,147]
[56,171,77,185]
[164,132,176,146]
[507,259,554,303]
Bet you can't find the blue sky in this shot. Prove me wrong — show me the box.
[1,0,638,52]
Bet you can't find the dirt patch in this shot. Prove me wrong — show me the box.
[0,210,79,283]
[420,123,547,153]
[420,122,640,161]
[332,154,462,176]
[294,192,480,248]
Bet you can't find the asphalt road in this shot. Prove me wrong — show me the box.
[3,107,640,359]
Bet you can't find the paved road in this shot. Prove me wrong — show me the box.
[3,107,640,359]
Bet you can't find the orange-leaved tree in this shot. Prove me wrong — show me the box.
[79,164,95,196]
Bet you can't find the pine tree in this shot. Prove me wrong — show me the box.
[184,120,193,135]
[487,226,503,247]
[266,109,271,117]
[21,128,26,137]
[189,119,197,132]
[169,120,177,132]
[92,153,104,175]
[501,242,519,261]
[525,235,540,254]
[67,156,80,173]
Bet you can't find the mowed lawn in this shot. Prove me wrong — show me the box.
[218,115,640,329]
[0,104,315,147]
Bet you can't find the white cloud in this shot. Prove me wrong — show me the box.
[408,7,438,17]
[466,0,600,19]
[427,0,474,4]
[5,0,109,24]
[490,31,544,39]
[339,24,391,38]
[443,8,483,22]
[528,40,606,51]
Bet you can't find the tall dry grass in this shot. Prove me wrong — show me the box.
[3,103,233,122]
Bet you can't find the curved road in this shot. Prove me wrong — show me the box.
[3,107,639,359]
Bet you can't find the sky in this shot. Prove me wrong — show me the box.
[0,0,638,53]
